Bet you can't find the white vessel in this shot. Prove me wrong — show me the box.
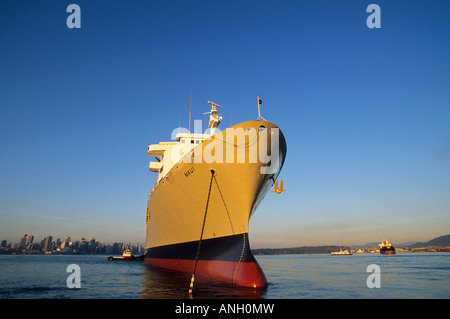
[331,249,353,256]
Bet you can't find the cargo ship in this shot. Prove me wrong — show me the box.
[144,99,287,288]
[379,239,396,255]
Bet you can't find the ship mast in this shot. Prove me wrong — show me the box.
[204,101,223,135]
[257,96,266,121]
[188,92,192,133]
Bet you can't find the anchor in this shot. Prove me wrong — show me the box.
[271,179,286,194]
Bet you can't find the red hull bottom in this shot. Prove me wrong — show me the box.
[144,257,268,288]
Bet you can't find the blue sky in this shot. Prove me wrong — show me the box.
[1,0,449,247]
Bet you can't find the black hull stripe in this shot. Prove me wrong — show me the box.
[145,233,256,263]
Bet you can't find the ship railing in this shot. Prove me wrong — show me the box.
[149,183,157,195]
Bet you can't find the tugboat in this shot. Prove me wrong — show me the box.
[379,239,396,255]
[108,249,143,261]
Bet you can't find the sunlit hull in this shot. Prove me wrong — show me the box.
[144,120,287,287]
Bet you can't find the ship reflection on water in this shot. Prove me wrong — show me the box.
[140,266,266,299]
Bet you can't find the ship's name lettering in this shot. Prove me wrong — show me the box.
[184,167,195,177]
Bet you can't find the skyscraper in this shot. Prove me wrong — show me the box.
[27,235,34,245]
[19,233,27,249]
[42,235,53,252]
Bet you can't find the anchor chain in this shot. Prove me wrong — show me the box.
[189,170,215,294]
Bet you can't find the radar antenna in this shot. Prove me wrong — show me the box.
[204,101,223,133]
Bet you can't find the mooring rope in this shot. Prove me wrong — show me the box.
[213,175,234,235]
[213,174,239,285]
[189,169,215,294]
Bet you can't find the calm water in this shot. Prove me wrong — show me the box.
[0,253,449,299]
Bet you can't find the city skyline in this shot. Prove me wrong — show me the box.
[2,230,449,253]
[1,232,144,255]
[1,1,449,248]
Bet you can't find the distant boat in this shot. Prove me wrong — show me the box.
[379,239,396,255]
[107,249,143,261]
[331,249,353,256]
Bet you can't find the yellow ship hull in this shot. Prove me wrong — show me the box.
[144,120,287,287]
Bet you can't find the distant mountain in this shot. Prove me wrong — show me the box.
[252,245,351,255]
[355,234,450,249]
[396,241,419,247]
[251,234,450,255]
[408,234,450,248]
